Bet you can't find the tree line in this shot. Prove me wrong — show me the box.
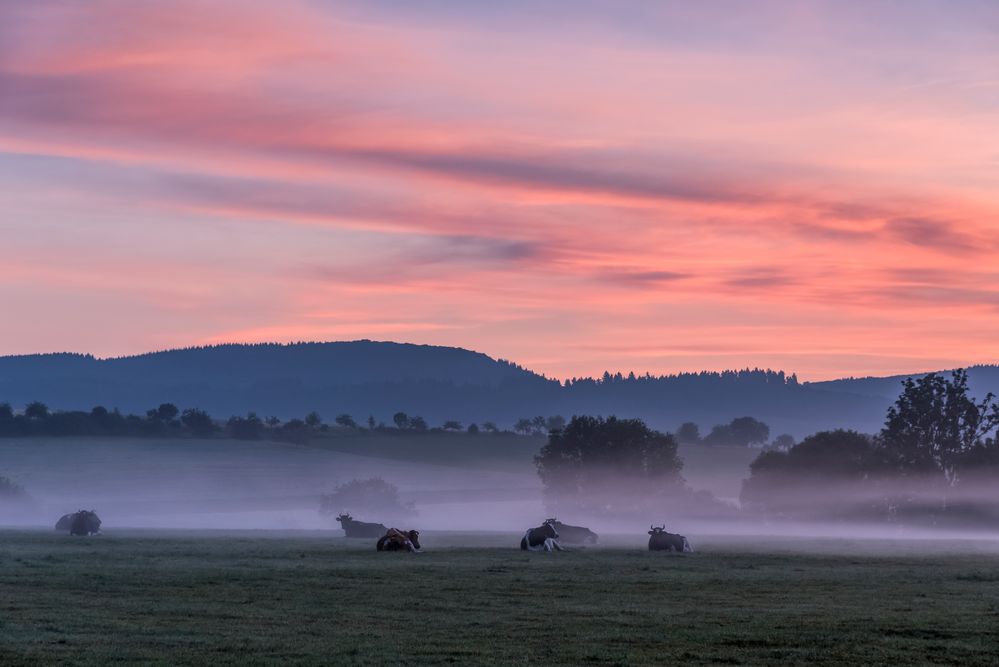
[0,402,528,443]
[739,370,999,523]
[534,369,999,525]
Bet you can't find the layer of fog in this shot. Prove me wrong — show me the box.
[3,438,999,546]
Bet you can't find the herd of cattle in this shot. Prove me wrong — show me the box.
[53,510,692,553]
[335,513,693,553]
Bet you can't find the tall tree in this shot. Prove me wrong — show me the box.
[24,401,49,420]
[335,414,358,429]
[535,415,684,514]
[676,422,701,445]
[880,369,999,484]
[181,408,216,437]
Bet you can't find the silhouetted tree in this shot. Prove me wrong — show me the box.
[367,415,376,430]
[531,416,547,433]
[155,403,179,422]
[546,415,566,432]
[266,416,281,427]
[318,477,415,517]
[305,412,323,429]
[536,415,685,515]
[227,413,264,440]
[880,369,999,484]
[481,421,498,433]
[181,408,215,437]
[0,403,13,421]
[24,402,49,420]
[393,412,410,430]
[513,418,533,435]
[730,416,770,447]
[703,417,770,447]
[770,434,796,451]
[409,416,428,432]
[467,423,480,435]
[335,414,358,429]
[741,430,881,518]
[0,475,28,503]
[276,418,311,444]
[676,422,701,445]
[442,420,462,431]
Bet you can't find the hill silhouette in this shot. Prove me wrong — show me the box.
[0,341,996,437]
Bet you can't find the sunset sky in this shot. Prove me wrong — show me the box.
[1,1,997,380]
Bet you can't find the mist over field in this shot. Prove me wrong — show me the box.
[4,432,997,545]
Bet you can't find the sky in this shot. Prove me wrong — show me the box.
[1,1,997,381]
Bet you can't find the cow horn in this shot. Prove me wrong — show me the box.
[649,524,654,530]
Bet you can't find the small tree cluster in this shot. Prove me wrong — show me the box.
[392,412,428,432]
[513,415,565,436]
[318,477,416,517]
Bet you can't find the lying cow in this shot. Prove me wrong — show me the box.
[376,528,422,553]
[545,518,598,545]
[648,524,692,552]
[56,510,102,536]
[335,513,388,538]
[520,521,564,552]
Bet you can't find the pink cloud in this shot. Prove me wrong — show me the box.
[1,1,998,380]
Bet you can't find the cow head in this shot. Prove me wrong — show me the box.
[335,513,352,524]
[540,521,559,540]
[407,530,421,551]
[648,524,666,536]
[544,517,560,528]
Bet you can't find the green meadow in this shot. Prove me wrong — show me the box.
[2,530,998,665]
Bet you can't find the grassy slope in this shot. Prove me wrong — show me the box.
[2,530,998,665]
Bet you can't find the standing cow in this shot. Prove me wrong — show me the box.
[335,513,388,538]
[377,528,422,552]
[520,521,564,552]
[648,524,692,552]
[56,510,102,536]
[545,518,598,544]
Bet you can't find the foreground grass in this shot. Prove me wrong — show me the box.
[1,531,998,665]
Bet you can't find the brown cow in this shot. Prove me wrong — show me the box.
[376,528,422,553]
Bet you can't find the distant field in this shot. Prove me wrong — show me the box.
[1,530,998,665]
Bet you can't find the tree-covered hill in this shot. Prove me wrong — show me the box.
[0,341,996,437]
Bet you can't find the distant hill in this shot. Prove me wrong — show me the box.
[809,365,999,401]
[0,341,996,438]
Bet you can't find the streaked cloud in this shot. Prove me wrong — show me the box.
[1,0,998,380]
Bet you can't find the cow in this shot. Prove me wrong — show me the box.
[57,510,101,536]
[520,521,565,552]
[376,528,422,553]
[545,518,598,545]
[647,524,692,552]
[55,513,74,531]
[335,513,388,538]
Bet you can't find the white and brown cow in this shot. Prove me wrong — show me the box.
[520,521,564,552]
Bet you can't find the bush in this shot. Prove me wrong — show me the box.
[0,476,29,503]
[318,477,415,518]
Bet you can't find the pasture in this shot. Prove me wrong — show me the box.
[2,530,998,665]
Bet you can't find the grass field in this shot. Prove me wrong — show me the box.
[2,530,998,665]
